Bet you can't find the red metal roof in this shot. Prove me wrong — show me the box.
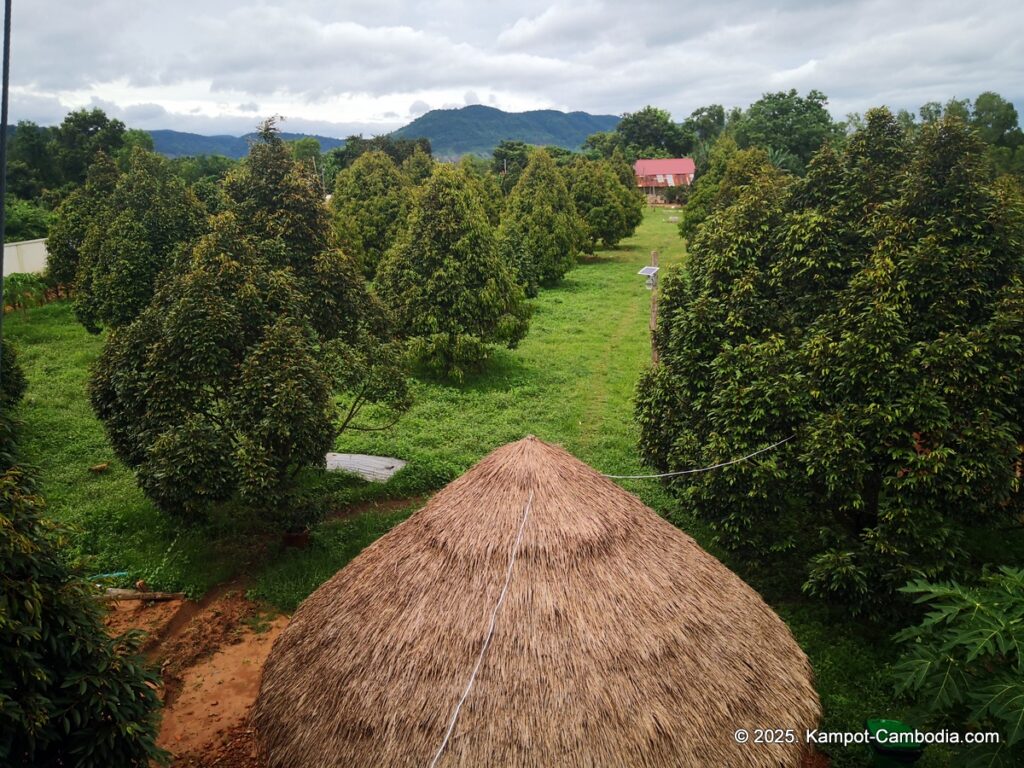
[634,158,696,176]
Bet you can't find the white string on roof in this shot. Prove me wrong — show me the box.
[602,435,795,479]
[428,489,534,768]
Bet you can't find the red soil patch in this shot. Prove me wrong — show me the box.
[103,586,289,767]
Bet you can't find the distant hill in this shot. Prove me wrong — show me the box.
[148,130,345,159]
[390,105,620,157]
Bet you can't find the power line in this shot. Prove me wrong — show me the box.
[602,435,794,479]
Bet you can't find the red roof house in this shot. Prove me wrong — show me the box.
[634,158,696,201]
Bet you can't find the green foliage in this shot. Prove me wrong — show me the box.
[331,151,411,277]
[3,273,48,315]
[45,153,121,287]
[322,134,430,188]
[54,109,129,187]
[4,196,52,240]
[90,210,405,519]
[288,136,323,171]
[72,149,206,332]
[377,164,529,378]
[894,568,1024,767]
[497,149,583,296]
[0,339,27,412]
[401,146,434,185]
[492,139,532,194]
[637,110,1024,614]
[0,467,165,767]
[569,158,642,250]
[88,125,410,520]
[678,136,783,240]
[223,120,332,267]
[613,105,694,159]
[732,89,842,174]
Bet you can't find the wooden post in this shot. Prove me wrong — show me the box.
[650,250,659,364]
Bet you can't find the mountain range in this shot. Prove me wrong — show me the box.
[391,105,620,157]
[149,130,345,159]
[146,106,620,159]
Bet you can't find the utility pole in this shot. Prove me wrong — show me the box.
[0,0,13,404]
[650,250,659,364]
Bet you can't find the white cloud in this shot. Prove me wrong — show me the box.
[7,0,1023,135]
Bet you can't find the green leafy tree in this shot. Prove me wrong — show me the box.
[376,164,528,378]
[492,139,532,195]
[401,146,434,184]
[331,151,411,277]
[223,119,332,267]
[682,105,726,144]
[3,196,51,240]
[637,111,1024,613]
[52,108,127,188]
[732,89,841,174]
[894,568,1024,767]
[289,136,323,171]
[678,136,782,240]
[7,121,56,199]
[615,105,693,158]
[73,148,206,332]
[0,468,165,767]
[89,128,409,519]
[498,149,584,296]
[90,214,407,519]
[609,146,637,190]
[45,152,120,288]
[322,135,430,188]
[569,159,640,250]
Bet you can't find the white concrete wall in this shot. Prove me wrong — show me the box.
[3,238,48,276]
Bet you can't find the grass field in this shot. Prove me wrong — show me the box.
[5,208,935,766]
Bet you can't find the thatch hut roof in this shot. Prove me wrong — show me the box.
[252,436,820,767]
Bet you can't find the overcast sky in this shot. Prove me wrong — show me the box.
[10,1,1024,137]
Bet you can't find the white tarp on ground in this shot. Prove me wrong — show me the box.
[325,453,407,482]
[4,238,48,276]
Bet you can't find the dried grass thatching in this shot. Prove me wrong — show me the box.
[253,436,820,767]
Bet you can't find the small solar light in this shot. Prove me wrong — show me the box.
[638,265,660,290]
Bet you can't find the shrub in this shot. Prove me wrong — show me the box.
[894,568,1024,767]
[0,467,165,767]
[376,164,529,378]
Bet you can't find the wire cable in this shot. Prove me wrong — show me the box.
[601,435,794,479]
[428,489,534,768]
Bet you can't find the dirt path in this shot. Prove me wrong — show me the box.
[104,586,289,767]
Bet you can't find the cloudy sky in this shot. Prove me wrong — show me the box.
[10,0,1024,137]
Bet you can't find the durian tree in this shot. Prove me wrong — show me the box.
[331,150,411,278]
[637,110,1024,614]
[376,164,528,378]
[497,148,583,296]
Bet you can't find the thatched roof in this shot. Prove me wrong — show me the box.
[253,437,820,767]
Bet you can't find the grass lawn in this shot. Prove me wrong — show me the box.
[4,207,934,766]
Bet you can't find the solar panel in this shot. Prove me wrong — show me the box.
[638,266,660,276]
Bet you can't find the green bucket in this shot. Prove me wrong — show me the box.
[865,719,925,766]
